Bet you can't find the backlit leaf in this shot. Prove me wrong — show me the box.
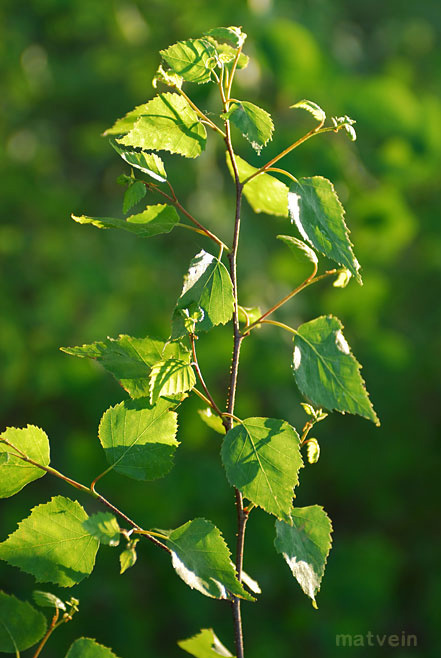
[123,181,146,214]
[227,153,288,217]
[178,628,234,657]
[288,177,361,282]
[111,142,167,182]
[290,100,326,124]
[33,590,66,611]
[160,39,217,84]
[61,334,167,398]
[83,512,121,547]
[163,518,254,601]
[197,408,226,435]
[223,101,273,154]
[0,425,50,498]
[0,591,46,653]
[150,356,196,404]
[293,315,379,424]
[274,505,332,606]
[0,496,100,587]
[98,398,179,481]
[221,418,303,523]
[72,204,179,239]
[277,235,318,266]
[103,103,150,137]
[65,638,120,658]
[119,539,139,574]
[172,251,234,338]
[118,93,206,159]
[204,26,247,48]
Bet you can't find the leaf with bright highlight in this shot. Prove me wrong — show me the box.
[172,251,234,338]
[118,93,207,159]
[83,512,121,547]
[221,418,303,523]
[163,518,254,601]
[198,408,226,435]
[111,142,167,182]
[123,181,146,214]
[178,628,234,657]
[288,177,361,282]
[290,100,326,124]
[65,638,121,658]
[0,425,50,498]
[0,496,100,587]
[293,315,379,424]
[61,334,168,398]
[223,101,273,154]
[274,505,332,606]
[119,539,139,574]
[99,398,179,481]
[204,26,247,48]
[72,204,179,239]
[33,590,66,611]
[227,154,288,217]
[150,355,196,404]
[160,39,217,84]
[104,103,150,136]
[277,235,318,266]
[0,591,47,653]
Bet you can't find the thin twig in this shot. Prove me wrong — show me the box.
[32,609,59,658]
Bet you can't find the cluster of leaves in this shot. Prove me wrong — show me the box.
[0,25,378,658]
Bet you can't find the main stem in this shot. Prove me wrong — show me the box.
[224,117,248,658]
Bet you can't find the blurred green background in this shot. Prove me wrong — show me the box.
[1,1,440,656]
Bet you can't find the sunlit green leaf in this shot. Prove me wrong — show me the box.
[111,142,167,182]
[0,496,100,587]
[160,39,217,84]
[274,505,332,606]
[197,408,226,435]
[119,539,139,574]
[305,438,320,464]
[65,638,120,658]
[238,306,262,326]
[207,40,249,69]
[223,101,273,154]
[152,64,183,90]
[222,418,303,523]
[103,103,150,137]
[99,398,179,481]
[288,177,361,282]
[33,590,66,611]
[172,251,234,338]
[72,204,179,239]
[123,181,146,214]
[293,315,379,424]
[0,426,50,498]
[61,334,168,398]
[178,628,234,657]
[227,154,288,217]
[277,235,318,266]
[204,26,247,48]
[290,99,326,124]
[150,355,196,404]
[163,518,254,601]
[0,591,47,653]
[118,93,206,158]
[83,512,121,547]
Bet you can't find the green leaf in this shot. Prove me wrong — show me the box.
[221,418,303,523]
[117,93,206,159]
[223,101,273,154]
[103,103,150,137]
[61,334,168,398]
[197,408,226,435]
[172,251,234,338]
[290,99,326,124]
[0,496,100,587]
[207,40,249,69]
[65,638,120,658]
[333,268,352,288]
[288,177,361,282]
[119,539,139,574]
[123,181,146,214]
[238,306,262,326]
[293,315,379,424]
[160,38,217,84]
[274,505,333,606]
[227,154,288,217]
[152,64,183,90]
[0,591,47,653]
[277,235,318,266]
[72,204,179,239]
[0,425,50,498]
[204,26,247,48]
[150,353,196,404]
[163,518,254,601]
[33,590,66,611]
[305,438,320,464]
[178,628,234,657]
[83,512,121,547]
[111,142,167,182]
[98,398,179,481]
